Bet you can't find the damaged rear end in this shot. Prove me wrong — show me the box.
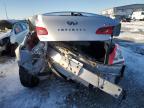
[15,12,125,98]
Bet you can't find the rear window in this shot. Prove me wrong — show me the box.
[14,22,28,34]
[43,12,97,16]
[14,24,23,34]
[21,23,27,30]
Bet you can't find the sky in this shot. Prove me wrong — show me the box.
[0,0,144,19]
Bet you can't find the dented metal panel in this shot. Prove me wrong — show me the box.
[15,46,46,75]
[48,47,123,98]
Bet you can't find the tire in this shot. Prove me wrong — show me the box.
[19,66,39,88]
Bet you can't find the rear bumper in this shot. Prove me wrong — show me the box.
[16,45,125,98]
[48,47,125,98]
[52,61,124,98]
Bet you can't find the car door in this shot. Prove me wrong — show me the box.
[10,22,29,45]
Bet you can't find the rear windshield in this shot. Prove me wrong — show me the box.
[43,12,97,16]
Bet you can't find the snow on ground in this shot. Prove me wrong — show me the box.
[121,21,144,33]
[117,21,144,43]
[0,58,77,108]
[0,21,144,108]
[118,32,144,43]
[119,46,144,108]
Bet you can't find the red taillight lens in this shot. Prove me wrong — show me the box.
[108,44,125,65]
[108,45,117,65]
[96,26,114,35]
[36,27,48,35]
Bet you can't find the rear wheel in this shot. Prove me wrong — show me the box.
[19,66,39,88]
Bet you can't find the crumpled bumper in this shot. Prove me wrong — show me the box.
[15,45,126,98]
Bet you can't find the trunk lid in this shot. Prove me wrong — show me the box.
[34,12,120,41]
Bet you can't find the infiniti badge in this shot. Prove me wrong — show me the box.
[67,21,78,25]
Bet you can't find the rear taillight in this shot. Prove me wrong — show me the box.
[108,45,117,65]
[108,44,125,65]
[36,27,48,35]
[96,26,114,35]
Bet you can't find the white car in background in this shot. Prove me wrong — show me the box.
[0,31,11,52]
[0,20,29,56]
[0,20,17,56]
[131,11,144,21]
[10,21,29,45]
[15,12,125,98]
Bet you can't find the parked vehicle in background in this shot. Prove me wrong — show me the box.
[131,11,144,21]
[0,31,11,55]
[0,20,28,56]
[0,20,18,56]
[15,12,125,98]
[10,21,29,45]
[121,16,131,22]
